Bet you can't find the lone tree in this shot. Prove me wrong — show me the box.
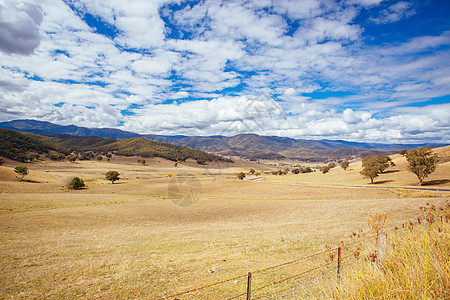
[360,156,380,184]
[69,177,85,190]
[14,165,29,181]
[237,172,246,180]
[405,146,439,186]
[105,171,120,184]
[340,160,350,171]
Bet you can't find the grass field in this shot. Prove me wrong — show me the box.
[0,150,449,298]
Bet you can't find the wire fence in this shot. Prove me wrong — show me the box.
[159,226,406,300]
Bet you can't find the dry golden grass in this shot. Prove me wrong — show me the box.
[0,153,449,299]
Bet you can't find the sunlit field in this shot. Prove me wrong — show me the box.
[0,152,449,298]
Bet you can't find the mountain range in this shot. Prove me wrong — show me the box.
[1,119,446,162]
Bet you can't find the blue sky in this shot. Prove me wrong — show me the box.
[0,0,449,143]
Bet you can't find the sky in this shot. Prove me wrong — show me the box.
[0,0,449,144]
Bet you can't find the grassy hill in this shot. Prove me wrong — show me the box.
[0,129,55,161]
[0,129,230,163]
[95,137,231,162]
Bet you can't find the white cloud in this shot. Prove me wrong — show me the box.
[369,1,416,24]
[0,0,43,55]
[0,0,448,144]
[170,91,189,99]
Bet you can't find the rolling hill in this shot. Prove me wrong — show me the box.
[0,129,230,163]
[1,119,448,162]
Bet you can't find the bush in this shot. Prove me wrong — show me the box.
[14,165,29,181]
[320,166,330,174]
[237,172,246,180]
[340,160,349,170]
[328,162,336,169]
[105,171,120,184]
[69,177,85,190]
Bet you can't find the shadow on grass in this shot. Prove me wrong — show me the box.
[382,170,400,174]
[422,179,450,186]
[373,180,394,184]
[21,179,41,183]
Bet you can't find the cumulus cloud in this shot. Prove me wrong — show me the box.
[0,0,448,144]
[0,0,43,55]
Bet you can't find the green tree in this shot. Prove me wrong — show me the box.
[14,165,29,181]
[377,155,395,173]
[405,147,439,186]
[341,160,350,171]
[69,177,85,190]
[237,172,246,180]
[96,155,103,162]
[360,156,380,184]
[105,171,120,184]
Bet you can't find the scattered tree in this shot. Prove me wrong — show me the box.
[376,155,396,173]
[27,153,39,162]
[96,155,103,162]
[105,171,120,184]
[340,160,350,171]
[254,171,261,176]
[320,166,330,174]
[405,147,439,186]
[67,155,77,163]
[292,168,300,174]
[249,168,255,175]
[282,167,290,175]
[174,162,178,167]
[328,162,336,169]
[50,152,65,161]
[360,156,380,184]
[14,165,29,181]
[237,172,246,180]
[69,177,85,190]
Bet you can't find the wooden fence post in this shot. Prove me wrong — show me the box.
[337,247,341,283]
[246,272,252,300]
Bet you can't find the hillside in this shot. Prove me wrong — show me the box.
[0,129,55,161]
[95,137,231,162]
[0,129,230,163]
[2,120,446,162]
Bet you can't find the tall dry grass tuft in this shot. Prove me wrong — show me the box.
[367,210,387,244]
[332,201,450,299]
